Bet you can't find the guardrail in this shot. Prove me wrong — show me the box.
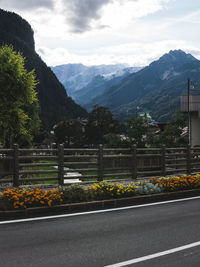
[0,145,200,186]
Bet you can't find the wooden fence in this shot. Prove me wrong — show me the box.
[0,144,200,186]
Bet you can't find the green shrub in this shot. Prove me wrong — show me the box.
[59,184,92,203]
[136,182,164,195]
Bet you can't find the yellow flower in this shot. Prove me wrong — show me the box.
[48,200,52,207]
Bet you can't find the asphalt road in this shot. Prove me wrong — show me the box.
[1,198,200,267]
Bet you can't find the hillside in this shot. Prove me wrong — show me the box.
[84,50,200,122]
[73,67,141,106]
[0,9,87,127]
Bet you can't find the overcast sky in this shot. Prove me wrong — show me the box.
[1,0,200,67]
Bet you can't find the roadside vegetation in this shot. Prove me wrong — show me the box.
[150,174,200,191]
[1,174,200,210]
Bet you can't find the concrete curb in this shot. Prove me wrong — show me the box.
[1,189,200,221]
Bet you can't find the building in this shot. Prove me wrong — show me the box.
[181,94,200,147]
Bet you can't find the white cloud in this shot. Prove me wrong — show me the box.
[36,46,85,66]
[37,39,200,67]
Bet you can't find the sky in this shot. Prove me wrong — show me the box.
[1,0,200,67]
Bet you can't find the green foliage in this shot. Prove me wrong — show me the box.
[125,116,148,147]
[148,111,187,147]
[58,184,89,203]
[104,133,129,148]
[0,45,40,147]
[85,105,121,146]
[54,119,84,147]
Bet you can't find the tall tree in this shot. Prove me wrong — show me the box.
[85,105,120,146]
[125,116,148,147]
[54,119,84,147]
[0,45,40,147]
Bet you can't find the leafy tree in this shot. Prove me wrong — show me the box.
[85,105,121,146]
[125,116,148,147]
[148,111,187,147]
[0,45,39,147]
[104,133,129,148]
[54,119,84,147]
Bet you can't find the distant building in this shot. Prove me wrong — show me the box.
[181,94,200,147]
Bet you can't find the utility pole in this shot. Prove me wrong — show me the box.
[187,78,190,145]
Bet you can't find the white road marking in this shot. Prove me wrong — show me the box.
[1,195,200,225]
[104,241,200,266]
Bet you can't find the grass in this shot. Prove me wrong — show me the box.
[20,160,58,185]
[19,159,133,184]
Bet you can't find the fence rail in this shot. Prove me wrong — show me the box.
[0,144,200,186]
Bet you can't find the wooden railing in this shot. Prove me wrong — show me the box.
[0,145,200,186]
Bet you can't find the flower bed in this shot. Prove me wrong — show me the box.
[0,187,63,210]
[1,174,200,210]
[88,183,137,200]
[150,174,200,191]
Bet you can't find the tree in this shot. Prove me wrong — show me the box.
[54,119,84,147]
[0,45,40,147]
[85,105,121,146]
[148,111,187,147]
[125,116,148,147]
[104,133,129,148]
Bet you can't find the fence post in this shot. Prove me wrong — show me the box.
[13,143,19,187]
[186,145,191,174]
[131,145,137,180]
[161,145,166,176]
[98,144,103,182]
[58,144,64,186]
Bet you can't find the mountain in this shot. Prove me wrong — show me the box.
[51,63,141,98]
[0,9,87,127]
[73,67,142,105]
[83,50,200,122]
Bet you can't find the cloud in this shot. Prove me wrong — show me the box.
[62,0,112,33]
[36,46,83,66]
[97,39,200,66]
[0,0,169,34]
[186,49,200,60]
[61,0,169,33]
[37,39,199,67]
[0,0,54,11]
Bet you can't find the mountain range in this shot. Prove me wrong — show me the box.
[52,49,200,123]
[99,49,200,122]
[72,66,141,105]
[0,9,87,128]
[80,50,200,122]
[51,64,141,99]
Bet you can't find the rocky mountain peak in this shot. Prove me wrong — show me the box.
[148,49,198,80]
[158,49,197,65]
